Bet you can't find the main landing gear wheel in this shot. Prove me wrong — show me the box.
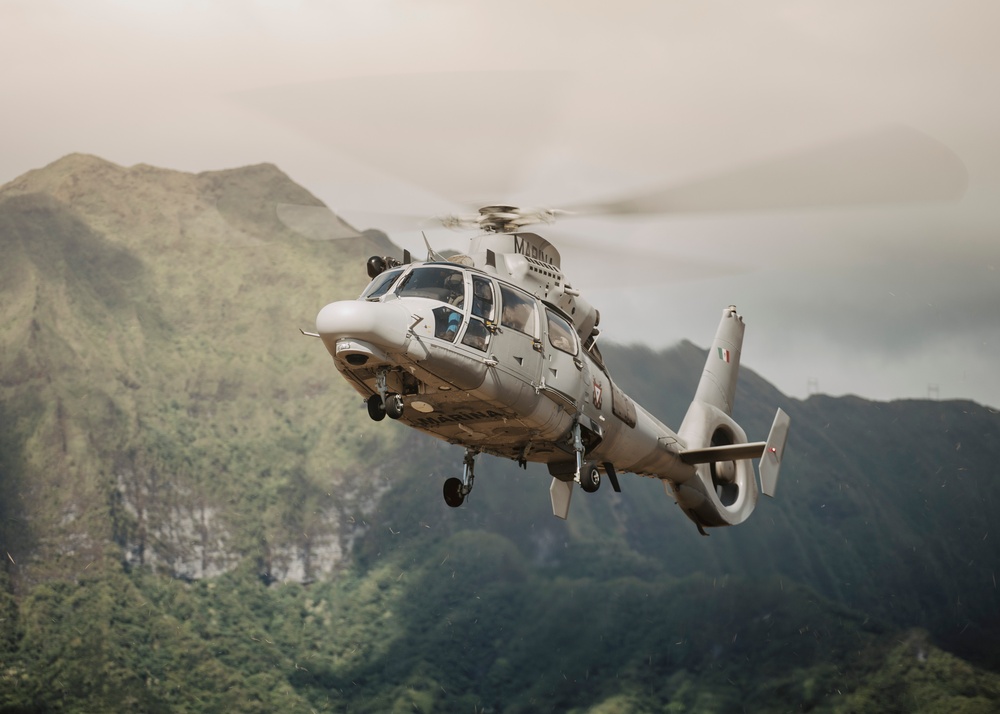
[443,477,465,507]
[366,394,385,421]
[442,448,477,508]
[580,466,601,493]
[385,393,404,420]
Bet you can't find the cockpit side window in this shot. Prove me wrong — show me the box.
[432,306,462,343]
[362,268,404,300]
[462,275,495,352]
[546,309,578,355]
[396,266,466,307]
[471,275,495,321]
[461,318,490,351]
[499,285,537,336]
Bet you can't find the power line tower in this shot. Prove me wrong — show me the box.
[927,384,940,400]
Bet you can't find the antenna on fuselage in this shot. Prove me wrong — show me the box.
[422,231,447,262]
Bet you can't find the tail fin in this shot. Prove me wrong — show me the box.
[672,306,791,530]
[759,408,791,497]
[674,306,754,528]
[692,305,745,416]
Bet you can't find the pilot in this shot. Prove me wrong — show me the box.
[434,307,463,342]
[443,272,465,308]
[445,310,462,340]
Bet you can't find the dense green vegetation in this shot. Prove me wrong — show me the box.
[2,155,999,712]
[4,547,999,713]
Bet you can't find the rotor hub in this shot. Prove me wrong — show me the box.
[478,205,521,233]
[440,206,561,233]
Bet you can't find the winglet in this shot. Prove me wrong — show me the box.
[550,478,574,520]
[759,408,790,497]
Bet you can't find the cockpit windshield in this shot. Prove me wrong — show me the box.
[395,266,466,308]
[362,268,404,301]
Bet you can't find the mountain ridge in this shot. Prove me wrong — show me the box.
[0,154,401,587]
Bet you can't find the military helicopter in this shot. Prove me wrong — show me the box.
[308,204,790,532]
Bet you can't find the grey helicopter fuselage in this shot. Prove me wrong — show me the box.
[314,227,789,530]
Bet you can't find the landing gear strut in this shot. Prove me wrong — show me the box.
[443,449,477,508]
[572,420,601,493]
[367,369,405,421]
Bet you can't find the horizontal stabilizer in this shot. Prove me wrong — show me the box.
[759,408,790,497]
[550,478,574,520]
[680,441,766,465]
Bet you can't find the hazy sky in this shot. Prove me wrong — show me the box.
[4,1,999,408]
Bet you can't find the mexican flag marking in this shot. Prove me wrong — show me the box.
[717,347,731,363]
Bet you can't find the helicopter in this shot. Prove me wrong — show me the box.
[308,204,790,532]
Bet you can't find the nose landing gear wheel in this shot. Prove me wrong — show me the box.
[580,466,601,493]
[366,394,386,421]
[385,393,404,420]
[443,477,465,507]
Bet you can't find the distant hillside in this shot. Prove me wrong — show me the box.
[1,154,999,712]
[600,342,1000,667]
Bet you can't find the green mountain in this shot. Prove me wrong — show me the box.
[0,154,405,586]
[1,155,999,712]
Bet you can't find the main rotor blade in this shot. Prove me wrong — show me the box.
[233,71,574,204]
[569,125,968,216]
[275,203,364,240]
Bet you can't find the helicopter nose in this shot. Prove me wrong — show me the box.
[316,300,412,352]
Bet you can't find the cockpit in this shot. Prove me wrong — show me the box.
[359,263,604,370]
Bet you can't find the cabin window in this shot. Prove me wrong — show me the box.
[433,306,463,343]
[461,318,490,351]
[499,284,537,336]
[587,341,608,375]
[362,267,404,300]
[396,266,466,307]
[546,309,577,355]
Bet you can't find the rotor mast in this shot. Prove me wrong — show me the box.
[441,206,601,344]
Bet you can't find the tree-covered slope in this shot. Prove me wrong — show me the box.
[2,154,999,712]
[0,154,403,585]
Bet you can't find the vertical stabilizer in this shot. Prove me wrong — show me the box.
[692,305,745,416]
[759,408,791,497]
[671,306,790,531]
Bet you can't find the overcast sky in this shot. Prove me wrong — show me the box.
[3,1,999,408]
